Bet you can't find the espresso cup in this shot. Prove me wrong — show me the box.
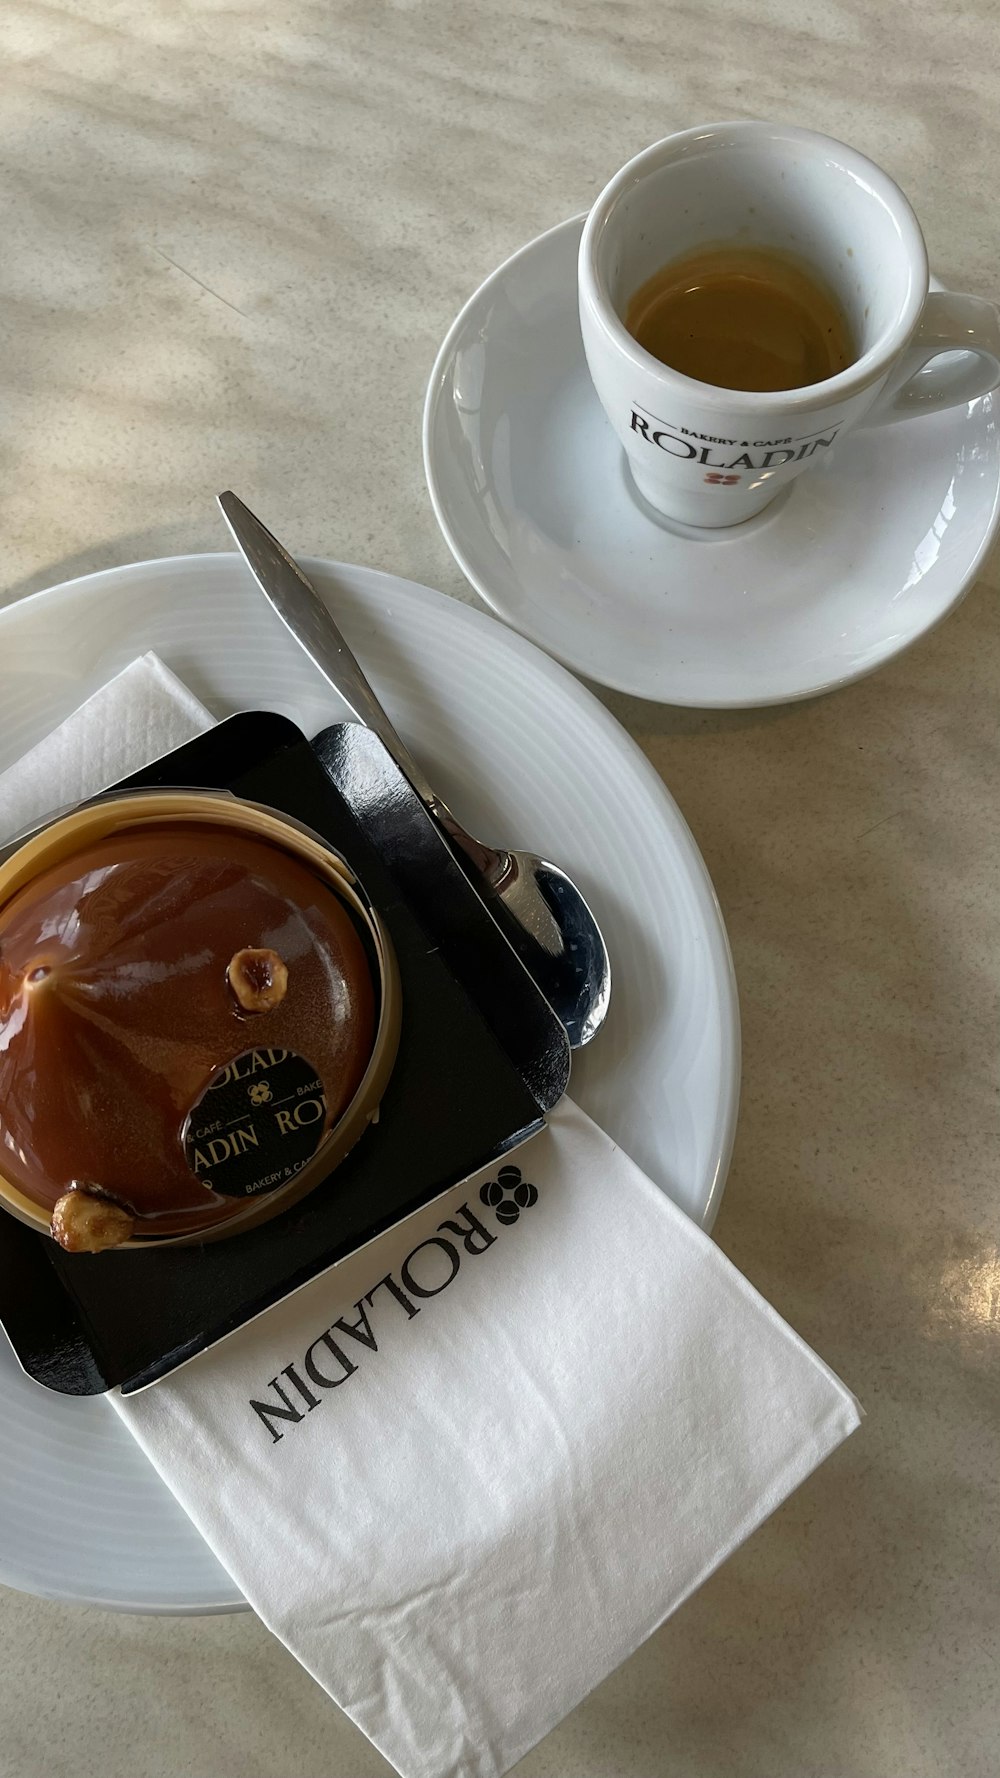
[579,122,1000,528]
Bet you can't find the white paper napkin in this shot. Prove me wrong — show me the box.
[1,661,861,1778]
[0,652,212,840]
[114,1105,859,1778]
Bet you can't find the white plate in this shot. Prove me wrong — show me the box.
[0,554,739,1612]
[424,215,1000,706]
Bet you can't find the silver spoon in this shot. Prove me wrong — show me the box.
[217,492,611,1047]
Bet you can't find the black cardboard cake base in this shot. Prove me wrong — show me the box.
[0,713,570,1395]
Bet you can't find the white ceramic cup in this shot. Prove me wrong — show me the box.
[579,122,1000,528]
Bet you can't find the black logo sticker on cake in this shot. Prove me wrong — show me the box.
[182,1048,328,1199]
[479,1163,538,1225]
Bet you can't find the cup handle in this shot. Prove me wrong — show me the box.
[865,290,1000,425]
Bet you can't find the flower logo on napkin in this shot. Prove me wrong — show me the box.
[479,1164,539,1226]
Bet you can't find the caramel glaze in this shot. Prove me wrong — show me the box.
[0,823,376,1236]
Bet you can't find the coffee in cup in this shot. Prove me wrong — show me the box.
[625,244,854,392]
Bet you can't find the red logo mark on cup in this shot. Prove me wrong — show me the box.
[704,472,741,485]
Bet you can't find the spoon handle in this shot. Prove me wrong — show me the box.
[217,493,497,878]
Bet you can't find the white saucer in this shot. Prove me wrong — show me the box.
[0,554,738,1611]
[424,216,1000,706]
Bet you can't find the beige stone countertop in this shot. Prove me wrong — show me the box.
[1,2,998,1774]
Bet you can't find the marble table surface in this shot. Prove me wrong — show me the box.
[1,2,998,1774]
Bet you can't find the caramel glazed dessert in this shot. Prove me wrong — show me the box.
[0,823,377,1251]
